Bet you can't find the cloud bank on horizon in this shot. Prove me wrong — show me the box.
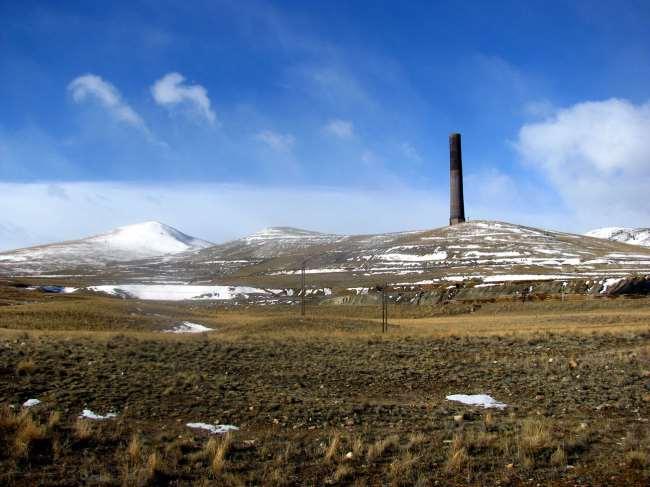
[1,1,649,249]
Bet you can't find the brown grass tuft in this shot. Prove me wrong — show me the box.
[405,432,426,451]
[47,410,61,430]
[146,451,163,479]
[14,413,46,457]
[127,433,142,463]
[73,417,93,441]
[519,418,552,454]
[483,412,496,431]
[352,436,365,457]
[0,404,19,430]
[445,446,469,473]
[389,451,420,483]
[210,433,232,477]
[324,431,341,463]
[367,434,399,462]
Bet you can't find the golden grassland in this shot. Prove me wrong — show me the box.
[0,283,649,485]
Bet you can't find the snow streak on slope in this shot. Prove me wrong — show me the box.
[586,227,650,247]
[0,222,213,274]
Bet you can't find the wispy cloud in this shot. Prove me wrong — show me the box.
[324,119,354,139]
[151,72,216,124]
[68,74,148,132]
[255,130,295,152]
[401,142,422,162]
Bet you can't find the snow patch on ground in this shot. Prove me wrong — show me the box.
[446,394,507,409]
[164,322,213,333]
[601,277,625,293]
[87,284,270,301]
[80,409,118,420]
[186,423,239,434]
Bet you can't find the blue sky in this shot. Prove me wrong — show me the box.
[1,1,650,249]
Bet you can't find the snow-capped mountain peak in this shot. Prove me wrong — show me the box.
[0,221,213,272]
[586,227,650,247]
[87,221,212,255]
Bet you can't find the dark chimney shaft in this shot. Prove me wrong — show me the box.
[449,133,465,225]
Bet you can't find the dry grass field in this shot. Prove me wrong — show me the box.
[1,282,649,485]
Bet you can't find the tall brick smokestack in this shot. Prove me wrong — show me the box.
[449,133,466,225]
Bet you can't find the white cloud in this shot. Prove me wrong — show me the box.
[324,119,354,139]
[68,74,147,131]
[255,130,295,152]
[151,72,216,123]
[516,98,650,228]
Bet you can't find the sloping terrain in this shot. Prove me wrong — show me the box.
[157,220,650,285]
[5,221,650,294]
[587,226,650,247]
[0,222,212,275]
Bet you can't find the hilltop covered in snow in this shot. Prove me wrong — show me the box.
[586,227,650,247]
[0,221,212,274]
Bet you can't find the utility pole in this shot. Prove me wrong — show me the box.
[300,261,306,316]
[381,284,389,333]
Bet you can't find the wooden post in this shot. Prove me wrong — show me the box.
[381,284,389,332]
[300,262,306,316]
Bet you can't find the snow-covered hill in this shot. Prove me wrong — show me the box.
[0,222,212,274]
[80,220,650,286]
[586,227,650,247]
[4,221,650,287]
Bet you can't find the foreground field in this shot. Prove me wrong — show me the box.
[1,285,649,485]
